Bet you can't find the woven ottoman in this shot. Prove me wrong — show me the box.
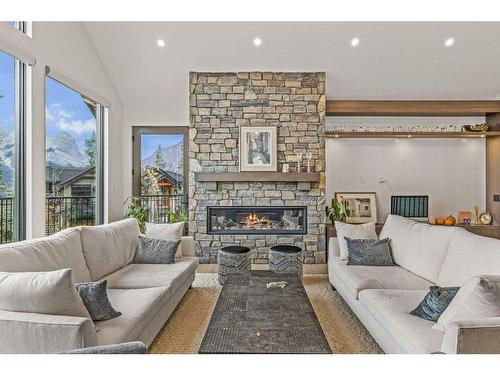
[217,245,251,285]
[269,245,303,278]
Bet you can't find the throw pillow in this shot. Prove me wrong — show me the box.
[134,236,180,264]
[433,275,500,332]
[345,237,394,266]
[410,286,460,322]
[145,222,185,258]
[0,268,92,321]
[335,221,377,260]
[74,280,121,321]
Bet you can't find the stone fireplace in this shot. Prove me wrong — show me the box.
[189,72,326,265]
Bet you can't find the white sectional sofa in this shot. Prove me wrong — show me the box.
[328,214,500,354]
[0,219,198,354]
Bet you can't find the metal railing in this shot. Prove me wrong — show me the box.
[139,194,187,223]
[0,194,188,244]
[0,197,15,244]
[45,196,96,236]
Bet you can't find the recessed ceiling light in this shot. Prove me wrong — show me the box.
[351,38,360,47]
[444,38,455,47]
[156,39,166,48]
[253,37,262,47]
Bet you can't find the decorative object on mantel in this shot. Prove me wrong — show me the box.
[462,123,488,132]
[334,192,377,224]
[295,151,303,173]
[282,163,289,173]
[239,125,277,172]
[473,205,481,225]
[459,211,472,225]
[433,215,456,226]
[480,212,493,225]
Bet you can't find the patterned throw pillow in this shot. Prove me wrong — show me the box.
[74,280,121,321]
[345,237,394,266]
[134,236,180,264]
[411,286,459,322]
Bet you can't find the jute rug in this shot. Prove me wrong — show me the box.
[148,273,382,354]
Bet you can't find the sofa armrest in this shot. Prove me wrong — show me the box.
[0,310,97,354]
[441,317,500,354]
[181,236,195,257]
[328,237,340,258]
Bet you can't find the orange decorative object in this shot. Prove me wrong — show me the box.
[435,218,446,225]
[445,215,456,226]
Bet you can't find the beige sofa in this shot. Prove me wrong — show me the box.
[0,219,198,354]
[328,214,500,354]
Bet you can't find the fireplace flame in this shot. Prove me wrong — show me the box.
[244,213,269,226]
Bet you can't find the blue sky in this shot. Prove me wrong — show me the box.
[45,76,96,151]
[141,134,183,161]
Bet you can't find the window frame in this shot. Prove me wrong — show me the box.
[44,75,107,231]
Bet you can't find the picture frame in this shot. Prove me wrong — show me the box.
[239,126,277,172]
[334,192,378,224]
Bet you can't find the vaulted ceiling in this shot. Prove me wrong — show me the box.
[84,22,500,125]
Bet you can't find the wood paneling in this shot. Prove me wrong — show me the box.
[326,100,500,117]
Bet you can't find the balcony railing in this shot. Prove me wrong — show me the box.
[46,196,96,236]
[0,197,15,244]
[0,195,188,243]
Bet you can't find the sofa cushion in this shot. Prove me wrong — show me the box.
[379,215,459,283]
[0,269,91,321]
[359,289,444,353]
[433,275,500,333]
[345,237,394,266]
[145,222,185,258]
[335,221,377,260]
[0,228,91,283]
[75,280,121,322]
[436,231,500,287]
[95,287,168,345]
[102,257,199,290]
[80,219,140,281]
[134,237,180,264]
[329,256,432,300]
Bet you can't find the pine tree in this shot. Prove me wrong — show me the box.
[84,131,96,167]
[154,144,163,169]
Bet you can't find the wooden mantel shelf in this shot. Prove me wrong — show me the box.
[195,172,319,182]
[325,131,500,139]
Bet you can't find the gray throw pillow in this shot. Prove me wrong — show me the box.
[345,237,394,266]
[74,280,121,321]
[134,236,180,264]
[410,286,459,322]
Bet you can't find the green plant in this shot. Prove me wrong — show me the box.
[167,206,188,223]
[124,196,146,233]
[326,198,347,223]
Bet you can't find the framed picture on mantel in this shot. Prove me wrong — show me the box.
[335,192,378,224]
[239,125,277,172]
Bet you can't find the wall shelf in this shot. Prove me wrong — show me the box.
[194,172,319,182]
[325,100,500,117]
[325,131,500,139]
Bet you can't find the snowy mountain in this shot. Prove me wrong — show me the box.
[142,141,183,174]
[46,132,88,168]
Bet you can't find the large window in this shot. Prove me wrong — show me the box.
[45,76,104,235]
[132,127,188,223]
[0,50,27,243]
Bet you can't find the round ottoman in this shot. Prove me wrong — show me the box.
[217,245,251,285]
[269,245,303,278]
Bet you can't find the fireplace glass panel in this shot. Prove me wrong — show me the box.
[207,206,307,235]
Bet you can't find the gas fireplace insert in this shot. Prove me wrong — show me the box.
[207,206,307,235]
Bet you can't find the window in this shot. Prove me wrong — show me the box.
[132,127,188,223]
[0,50,27,243]
[45,76,104,235]
[3,22,31,36]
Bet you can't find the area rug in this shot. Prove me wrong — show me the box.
[148,273,382,354]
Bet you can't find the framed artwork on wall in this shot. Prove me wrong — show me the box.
[239,126,277,172]
[335,192,378,224]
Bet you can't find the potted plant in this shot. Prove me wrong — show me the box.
[326,196,349,224]
[124,196,146,233]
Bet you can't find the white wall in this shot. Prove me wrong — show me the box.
[0,22,124,238]
[326,137,486,222]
